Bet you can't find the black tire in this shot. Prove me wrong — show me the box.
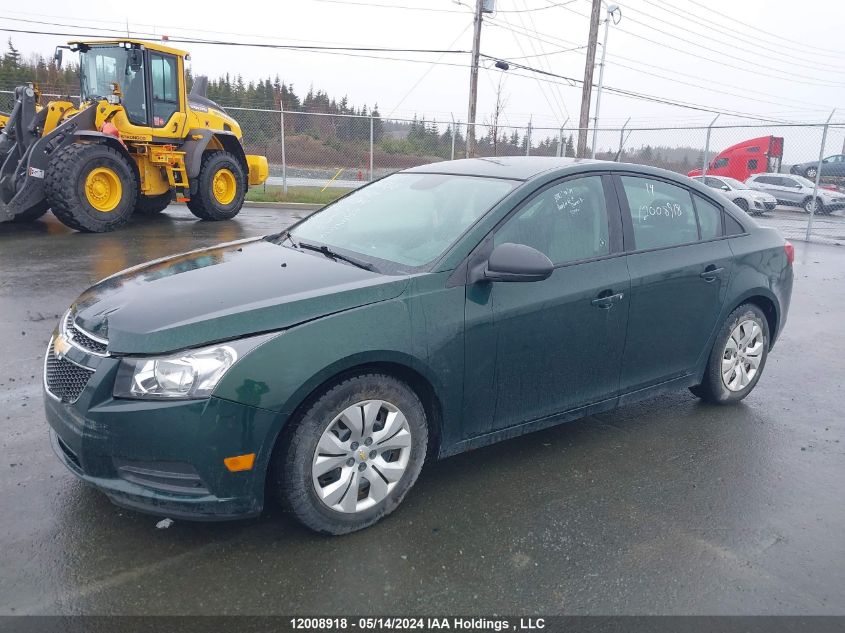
[689,303,770,404]
[273,373,428,535]
[805,166,818,180]
[134,191,172,215]
[186,151,246,221]
[803,196,824,214]
[733,198,750,214]
[11,200,49,222]
[45,143,137,233]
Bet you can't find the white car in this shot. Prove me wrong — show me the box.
[692,175,778,215]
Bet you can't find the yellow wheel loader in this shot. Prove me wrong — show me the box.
[0,40,268,232]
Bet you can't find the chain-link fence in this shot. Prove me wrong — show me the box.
[4,88,844,244]
[232,107,845,245]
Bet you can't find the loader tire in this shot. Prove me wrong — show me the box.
[45,143,137,233]
[134,191,173,215]
[11,200,50,222]
[186,151,246,221]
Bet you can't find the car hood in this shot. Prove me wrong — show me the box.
[71,238,409,354]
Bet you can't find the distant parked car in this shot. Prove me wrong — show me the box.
[746,173,845,214]
[790,154,845,180]
[692,175,777,215]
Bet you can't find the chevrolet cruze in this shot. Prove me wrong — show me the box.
[44,158,794,534]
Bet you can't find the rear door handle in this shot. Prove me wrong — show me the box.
[591,292,624,309]
[700,266,724,281]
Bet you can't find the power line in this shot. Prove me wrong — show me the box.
[640,0,845,62]
[386,23,472,117]
[486,14,839,112]
[615,5,845,78]
[515,0,570,119]
[0,23,830,125]
[311,0,470,13]
[552,2,845,88]
[497,8,568,123]
[671,0,845,59]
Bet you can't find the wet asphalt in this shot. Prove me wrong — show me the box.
[0,207,843,615]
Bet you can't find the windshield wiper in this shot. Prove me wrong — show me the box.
[296,241,377,272]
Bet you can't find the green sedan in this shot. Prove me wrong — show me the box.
[44,157,794,534]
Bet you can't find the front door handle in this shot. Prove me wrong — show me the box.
[700,265,724,281]
[591,291,624,309]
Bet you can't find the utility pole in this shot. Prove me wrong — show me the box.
[466,0,484,158]
[577,0,602,158]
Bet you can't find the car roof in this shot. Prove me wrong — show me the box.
[404,156,602,181]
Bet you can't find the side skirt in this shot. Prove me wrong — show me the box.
[440,374,697,459]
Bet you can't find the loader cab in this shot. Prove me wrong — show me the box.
[73,40,189,139]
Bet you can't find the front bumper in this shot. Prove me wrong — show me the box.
[44,355,282,520]
[821,198,845,210]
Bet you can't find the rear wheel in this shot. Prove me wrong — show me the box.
[11,200,49,222]
[803,196,824,214]
[186,151,246,221]
[690,303,769,404]
[45,143,137,233]
[273,373,428,534]
[134,191,172,215]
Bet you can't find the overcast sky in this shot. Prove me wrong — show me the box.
[4,0,845,156]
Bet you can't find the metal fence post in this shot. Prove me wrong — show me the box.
[806,108,836,241]
[526,118,532,157]
[702,114,719,177]
[450,114,456,161]
[280,108,288,195]
[369,116,374,181]
[616,117,630,162]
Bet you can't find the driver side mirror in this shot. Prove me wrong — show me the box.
[483,243,554,283]
[721,185,730,191]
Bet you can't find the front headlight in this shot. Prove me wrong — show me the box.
[113,334,276,400]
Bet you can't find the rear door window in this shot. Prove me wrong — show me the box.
[693,195,724,240]
[620,176,699,250]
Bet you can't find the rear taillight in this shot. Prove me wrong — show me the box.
[784,241,795,265]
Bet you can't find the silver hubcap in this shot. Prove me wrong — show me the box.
[722,319,764,392]
[312,399,412,513]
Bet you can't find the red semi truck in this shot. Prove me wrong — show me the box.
[688,136,784,181]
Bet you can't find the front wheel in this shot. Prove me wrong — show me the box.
[186,151,246,221]
[690,303,769,404]
[11,200,50,222]
[273,373,428,534]
[805,166,818,180]
[45,143,137,233]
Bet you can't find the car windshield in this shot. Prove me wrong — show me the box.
[288,173,518,271]
[722,177,748,189]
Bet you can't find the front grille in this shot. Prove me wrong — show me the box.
[45,342,94,403]
[764,201,776,210]
[64,312,107,355]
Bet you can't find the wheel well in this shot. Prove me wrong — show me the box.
[266,361,444,487]
[743,295,778,344]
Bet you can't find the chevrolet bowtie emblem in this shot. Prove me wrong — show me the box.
[358,449,367,461]
[53,335,71,359]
